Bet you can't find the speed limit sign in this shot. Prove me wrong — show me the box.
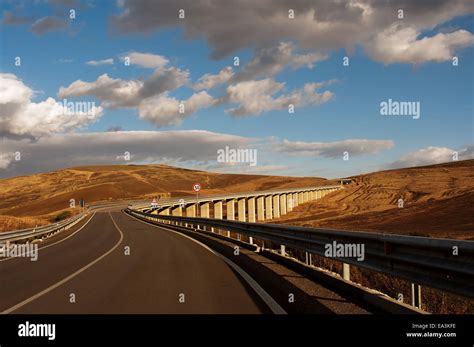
[193,183,201,192]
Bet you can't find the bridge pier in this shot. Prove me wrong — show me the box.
[256,196,265,221]
[247,197,255,244]
[265,196,273,220]
[287,193,293,211]
[159,208,170,216]
[293,193,299,207]
[213,200,223,233]
[272,195,280,218]
[171,206,182,217]
[226,199,235,237]
[186,204,196,217]
[298,192,304,204]
[303,191,309,203]
[279,194,287,215]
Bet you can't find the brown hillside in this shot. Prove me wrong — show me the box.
[274,159,474,240]
[0,164,329,231]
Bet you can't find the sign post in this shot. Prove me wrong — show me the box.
[193,183,201,216]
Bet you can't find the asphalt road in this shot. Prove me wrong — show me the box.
[0,211,270,314]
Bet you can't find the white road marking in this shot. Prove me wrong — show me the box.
[125,212,287,314]
[1,212,124,314]
[0,213,96,263]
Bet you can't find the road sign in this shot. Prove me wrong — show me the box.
[193,183,201,192]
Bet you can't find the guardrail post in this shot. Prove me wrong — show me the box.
[305,252,312,266]
[411,283,422,309]
[343,263,350,281]
[280,244,286,256]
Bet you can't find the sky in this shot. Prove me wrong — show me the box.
[0,0,473,179]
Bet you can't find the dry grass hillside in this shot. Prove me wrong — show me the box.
[274,159,474,240]
[271,159,474,314]
[0,164,330,231]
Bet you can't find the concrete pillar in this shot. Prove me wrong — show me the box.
[272,195,280,218]
[226,199,235,221]
[214,201,223,219]
[257,196,265,221]
[293,193,299,207]
[248,197,256,222]
[309,191,315,201]
[200,202,210,218]
[265,195,273,220]
[280,194,287,215]
[298,192,304,204]
[151,209,158,215]
[317,190,322,199]
[159,208,170,216]
[186,204,196,217]
[237,198,246,222]
[303,191,309,203]
[287,193,293,212]
[171,206,182,216]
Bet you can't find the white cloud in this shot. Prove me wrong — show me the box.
[388,145,474,169]
[0,73,103,139]
[277,138,394,158]
[86,58,114,66]
[366,25,474,64]
[138,91,215,127]
[0,130,254,177]
[120,52,169,68]
[111,0,474,64]
[193,66,233,91]
[233,42,327,82]
[31,16,67,35]
[58,66,189,109]
[58,73,143,108]
[224,78,335,116]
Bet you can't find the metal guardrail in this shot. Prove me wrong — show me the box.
[131,184,342,211]
[126,209,474,299]
[0,200,132,243]
[0,212,88,244]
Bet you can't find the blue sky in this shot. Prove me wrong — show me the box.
[0,0,473,179]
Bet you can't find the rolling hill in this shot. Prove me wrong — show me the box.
[0,164,330,231]
[273,159,474,240]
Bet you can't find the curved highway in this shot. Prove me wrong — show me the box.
[0,210,272,314]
